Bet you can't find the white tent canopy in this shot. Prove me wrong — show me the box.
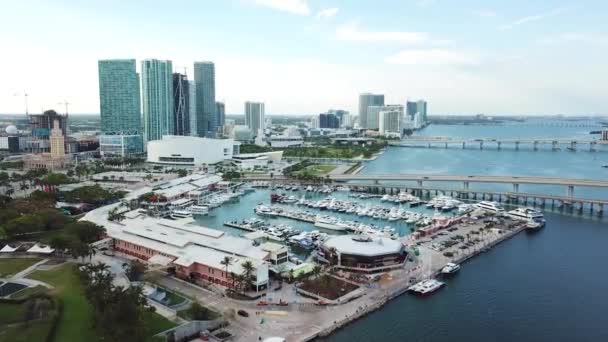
[0,245,18,253]
[27,244,55,254]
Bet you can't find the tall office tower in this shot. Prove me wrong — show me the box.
[340,113,352,128]
[245,101,265,137]
[98,59,142,157]
[193,61,216,137]
[28,109,68,153]
[319,112,340,129]
[141,59,174,143]
[358,93,384,129]
[188,81,197,136]
[216,101,225,128]
[417,100,428,122]
[406,101,418,121]
[172,73,190,136]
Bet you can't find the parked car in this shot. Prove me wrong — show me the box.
[237,309,249,317]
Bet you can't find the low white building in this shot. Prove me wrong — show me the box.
[269,135,304,148]
[231,151,283,170]
[147,135,238,166]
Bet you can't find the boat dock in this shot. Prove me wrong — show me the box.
[223,221,257,232]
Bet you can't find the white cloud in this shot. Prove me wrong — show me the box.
[473,10,497,18]
[500,7,566,30]
[336,22,429,44]
[252,0,310,16]
[385,49,480,66]
[315,7,339,20]
[417,0,436,8]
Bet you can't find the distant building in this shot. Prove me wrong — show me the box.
[406,100,428,123]
[367,104,403,131]
[28,110,68,153]
[216,101,225,129]
[188,81,197,137]
[173,73,190,136]
[379,110,402,137]
[269,135,304,148]
[319,113,340,129]
[310,116,319,129]
[245,102,265,137]
[232,151,284,170]
[358,93,384,129]
[98,59,142,157]
[141,59,174,143]
[193,62,216,137]
[24,117,71,170]
[602,129,608,141]
[147,135,238,166]
[320,235,407,273]
[230,125,253,143]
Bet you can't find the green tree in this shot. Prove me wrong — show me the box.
[123,260,148,281]
[241,260,255,291]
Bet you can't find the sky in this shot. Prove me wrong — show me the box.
[0,0,607,116]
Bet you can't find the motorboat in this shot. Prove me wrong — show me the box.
[171,210,193,219]
[408,279,445,296]
[440,262,461,275]
[188,205,209,216]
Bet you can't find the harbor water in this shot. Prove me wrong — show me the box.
[197,120,608,341]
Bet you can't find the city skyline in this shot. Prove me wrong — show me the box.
[1,0,607,116]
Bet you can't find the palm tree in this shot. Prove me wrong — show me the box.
[220,256,233,284]
[241,260,255,291]
[312,264,322,279]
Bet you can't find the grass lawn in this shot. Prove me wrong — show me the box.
[296,164,336,176]
[28,264,99,342]
[0,303,26,324]
[0,320,53,342]
[143,310,178,336]
[161,288,186,307]
[0,258,41,277]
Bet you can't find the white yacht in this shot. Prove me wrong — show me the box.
[314,216,349,231]
[507,207,545,226]
[408,279,445,296]
[441,262,461,275]
[171,210,193,219]
[188,205,209,216]
[475,201,505,213]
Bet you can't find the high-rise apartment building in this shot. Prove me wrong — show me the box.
[407,100,428,123]
[141,59,174,143]
[98,59,142,157]
[245,101,265,137]
[417,100,428,123]
[368,105,403,131]
[379,110,403,136]
[216,101,225,129]
[173,73,189,136]
[319,112,340,129]
[358,93,384,129]
[193,62,216,137]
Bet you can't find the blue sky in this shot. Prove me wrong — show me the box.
[0,0,606,115]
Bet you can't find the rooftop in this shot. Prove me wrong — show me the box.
[323,235,404,257]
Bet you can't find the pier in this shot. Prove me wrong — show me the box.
[390,137,607,152]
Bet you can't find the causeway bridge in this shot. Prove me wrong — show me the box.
[244,174,608,214]
[389,137,607,151]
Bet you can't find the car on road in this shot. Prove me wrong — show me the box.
[237,309,249,317]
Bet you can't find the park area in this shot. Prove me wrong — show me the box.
[295,164,336,176]
[0,263,177,342]
[298,274,360,301]
[0,258,41,277]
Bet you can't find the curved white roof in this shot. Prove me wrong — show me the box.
[323,235,403,257]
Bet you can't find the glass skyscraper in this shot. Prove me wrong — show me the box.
[193,61,216,137]
[98,59,143,156]
[141,59,174,143]
[173,73,190,136]
[98,59,141,135]
[216,101,225,129]
[245,101,265,137]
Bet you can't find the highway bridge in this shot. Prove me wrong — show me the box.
[389,137,607,151]
[244,174,608,214]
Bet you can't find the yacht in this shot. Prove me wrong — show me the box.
[475,201,505,213]
[188,205,209,216]
[408,279,445,296]
[507,207,545,227]
[171,210,193,219]
[314,216,349,231]
[254,204,278,217]
[440,262,461,275]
